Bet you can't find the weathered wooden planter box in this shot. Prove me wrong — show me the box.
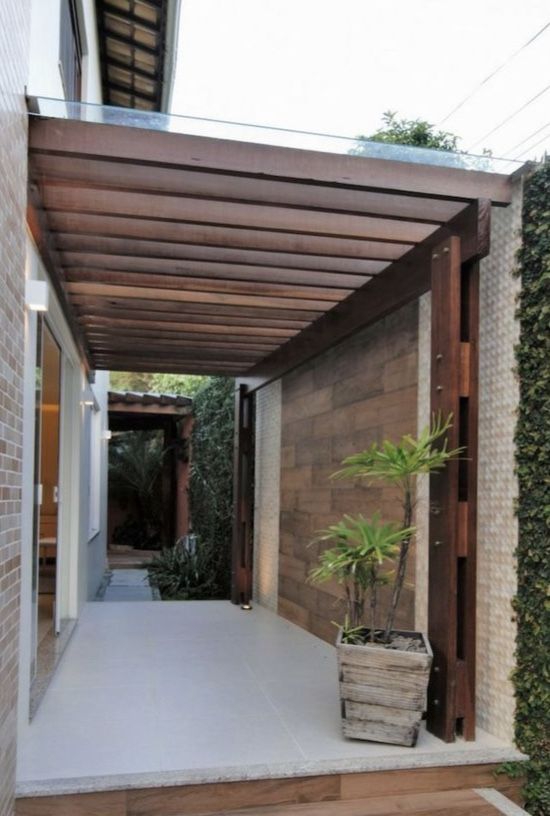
[336,629,433,747]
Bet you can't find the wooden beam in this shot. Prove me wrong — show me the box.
[28,117,513,204]
[231,384,255,605]
[86,327,281,346]
[91,342,262,361]
[427,243,478,743]
[70,295,319,323]
[459,261,479,741]
[63,268,351,302]
[60,252,371,289]
[427,236,462,742]
[32,154,466,224]
[39,184,433,244]
[90,339,272,356]
[109,404,191,417]
[77,313,302,335]
[47,212,409,261]
[65,281,331,311]
[241,200,491,391]
[55,232,388,276]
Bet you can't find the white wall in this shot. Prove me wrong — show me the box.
[27,0,102,103]
[18,236,109,736]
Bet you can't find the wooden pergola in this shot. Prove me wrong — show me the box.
[27,107,517,745]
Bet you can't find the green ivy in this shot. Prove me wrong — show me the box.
[189,377,235,598]
[513,159,550,815]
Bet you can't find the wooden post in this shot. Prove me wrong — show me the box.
[175,415,193,539]
[231,383,255,605]
[427,237,478,742]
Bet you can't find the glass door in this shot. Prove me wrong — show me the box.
[31,321,62,679]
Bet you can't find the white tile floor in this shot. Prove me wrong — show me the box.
[17,601,523,796]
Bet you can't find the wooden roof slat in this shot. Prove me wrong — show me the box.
[69,295,320,322]
[29,118,513,204]
[103,30,159,56]
[243,200,491,390]
[90,335,279,352]
[47,213,410,261]
[66,281,331,311]
[55,233,388,276]
[31,154,465,224]
[89,342,266,362]
[85,325,284,344]
[39,184,434,244]
[76,312,304,335]
[60,252,370,288]
[27,114,513,378]
[64,268,351,302]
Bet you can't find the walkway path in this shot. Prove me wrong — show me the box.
[102,568,155,602]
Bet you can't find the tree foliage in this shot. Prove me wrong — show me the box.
[109,430,167,548]
[354,110,459,153]
[189,377,235,597]
[109,370,205,397]
[512,159,550,816]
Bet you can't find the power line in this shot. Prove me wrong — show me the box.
[466,84,550,151]
[503,121,550,156]
[438,21,550,125]
[513,131,550,160]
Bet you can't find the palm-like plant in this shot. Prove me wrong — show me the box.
[109,431,167,544]
[311,414,462,644]
[310,513,413,642]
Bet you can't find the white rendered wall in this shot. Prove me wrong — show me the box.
[27,0,102,103]
[253,380,282,611]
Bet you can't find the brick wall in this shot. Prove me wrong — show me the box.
[278,302,419,643]
[253,380,281,611]
[0,1,30,813]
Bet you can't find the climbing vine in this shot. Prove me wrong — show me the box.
[189,377,235,598]
[512,159,550,815]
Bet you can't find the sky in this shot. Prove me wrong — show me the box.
[170,0,549,163]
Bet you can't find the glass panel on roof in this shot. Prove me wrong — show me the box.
[30,96,523,175]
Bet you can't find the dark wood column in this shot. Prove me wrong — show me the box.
[231,383,255,605]
[427,236,479,742]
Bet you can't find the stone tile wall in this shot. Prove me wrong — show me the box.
[476,186,522,741]
[0,1,31,813]
[278,303,419,643]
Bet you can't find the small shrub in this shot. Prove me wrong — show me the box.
[147,539,224,600]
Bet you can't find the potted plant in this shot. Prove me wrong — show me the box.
[309,415,461,747]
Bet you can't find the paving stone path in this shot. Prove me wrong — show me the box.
[102,568,156,602]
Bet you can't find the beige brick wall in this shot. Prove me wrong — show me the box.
[0,1,31,813]
[476,185,522,742]
[278,303,419,643]
[253,380,281,611]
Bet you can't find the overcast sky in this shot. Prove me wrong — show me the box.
[171,0,549,162]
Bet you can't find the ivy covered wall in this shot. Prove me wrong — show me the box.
[189,377,235,598]
[513,160,550,816]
